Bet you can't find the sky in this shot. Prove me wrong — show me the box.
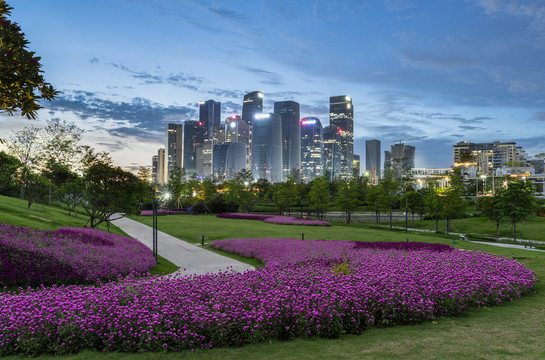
[1,0,544,172]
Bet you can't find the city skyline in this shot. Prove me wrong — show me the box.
[1,0,544,172]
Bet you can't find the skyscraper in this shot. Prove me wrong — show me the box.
[157,148,166,185]
[183,120,204,175]
[329,95,354,178]
[151,154,159,184]
[242,91,263,170]
[199,100,221,141]
[322,125,342,180]
[165,123,183,181]
[274,101,301,181]
[213,142,246,180]
[251,113,282,183]
[384,142,415,177]
[366,139,381,185]
[225,114,250,145]
[300,117,323,182]
[241,91,264,129]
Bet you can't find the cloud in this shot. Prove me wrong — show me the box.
[46,91,196,141]
[206,7,250,23]
[459,125,486,131]
[238,66,283,85]
[534,111,545,121]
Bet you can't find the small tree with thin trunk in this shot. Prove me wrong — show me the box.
[501,180,535,241]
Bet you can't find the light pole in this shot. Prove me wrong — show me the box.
[152,191,170,261]
[481,174,487,195]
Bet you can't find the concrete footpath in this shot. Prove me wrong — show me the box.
[111,215,255,277]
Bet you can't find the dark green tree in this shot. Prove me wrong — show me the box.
[0,150,21,192]
[308,176,330,220]
[439,186,466,235]
[335,179,360,224]
[402,190,425,225]
[477,195,505,237]
[0,1,57,120]
[501,180,535,241]
[366,185,389,225]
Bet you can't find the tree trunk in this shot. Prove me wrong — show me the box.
[496,220,500,237]
[389,210,392,230]
[446,217,450,235]
[435,216,439,232]
[513,221,517,242]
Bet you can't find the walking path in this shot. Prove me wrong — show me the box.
[111,215,255,277]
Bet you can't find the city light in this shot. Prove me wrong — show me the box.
[230,122,237,128]
[198,121,203,126]
[338,129,343,134]
[254,114,270,120]
[257,92,264,98]
[301,119,316,125]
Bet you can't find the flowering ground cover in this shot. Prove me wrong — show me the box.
[0,224,155,286]
[217,213,331,226]
[0,238,535,356]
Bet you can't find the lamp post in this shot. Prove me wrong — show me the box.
[152,191,170,261]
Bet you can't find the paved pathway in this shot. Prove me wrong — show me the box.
[111,215,255,277]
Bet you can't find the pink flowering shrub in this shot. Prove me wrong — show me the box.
[0,224,155,286]
[217,213,274,221]
[0,238,535,356]
[217,213,331,226]
[263,216,331,226]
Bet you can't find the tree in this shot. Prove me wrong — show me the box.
[439,186,466,235]
[366,185,389,225]
[501,180,535,241]
[0,1,57,120]
[272,183,291,215]
[81,163,145,228]
[425,188,442,232]
[308,176,330,220]
[379,171,401,230]
[166,167,183,209]
[0,150,21,192]
[335,179,360,224]
[477,196,504,237]
[402,190,425,225]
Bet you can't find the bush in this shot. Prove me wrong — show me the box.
[0,224,155,286]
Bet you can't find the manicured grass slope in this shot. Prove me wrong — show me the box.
[0,194,179,277]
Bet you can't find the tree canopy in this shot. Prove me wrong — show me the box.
[0,0,57,119]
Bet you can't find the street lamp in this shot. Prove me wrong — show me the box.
[152,191,171,261]
[481,174,487,195]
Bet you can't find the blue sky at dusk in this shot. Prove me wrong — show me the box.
[1,0,544,172]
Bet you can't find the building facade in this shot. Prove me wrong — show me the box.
[183,120,204,175]
[384,142,415,177]
[322,125,342,180]
[365,139,381,185]
[274,101,301,181]
[251,113,282,183]
[300,117,323,182]
[199,100,221,141]
[329,95,354,178]
[165,123,184,181]
[213,142,247,180]
[453,141,528,175]
[242,91,263,169]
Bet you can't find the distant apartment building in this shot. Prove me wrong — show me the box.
[384,142,415,177]
[274,101,301,181]
[453,141,528,175]
[300,117,323,182]
[365,139,381,185]
[353,154,360,177]
[156,148,166,184]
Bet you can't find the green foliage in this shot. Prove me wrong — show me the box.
[501,180,536,241]
[0,0,57,119]
[0,150,21,191]
[477,196,504,236]
[401,191,425,224]
[335,179,360,224]
[308,176,330,220]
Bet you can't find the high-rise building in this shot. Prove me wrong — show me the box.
[165,123,183,181]
[199,100,221,141]
[196,139,215,176]
[241,91,264,129]
[300,117,323,182]
[274,101,301,181]
[213,142,247,180]
[384,142,415,177]
[157,148,166,185]
[225,115,250,145]
[365,139,381,185]
[242,91,263,170]
[183,120,204,175]
[251,113,282,183]
[453,141,528,175]
[329,95,354,178]
[152,155,159,184]
[322,125,342,180]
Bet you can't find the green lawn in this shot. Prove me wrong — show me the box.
[391,214,545,242]
[0,194,179,276]
[2,198,545,358]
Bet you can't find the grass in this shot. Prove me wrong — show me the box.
[0,194,179,277]
[391,214,545,242]
[3,201,545,358]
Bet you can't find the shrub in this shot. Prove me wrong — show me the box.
[0,224,155,286]
[263,216,331,226]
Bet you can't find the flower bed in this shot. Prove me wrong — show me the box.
[217,213,331,226]
[140,210,197,216]
[0,238,535,356]
[0,224,155,286]
[263,216,331,226]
